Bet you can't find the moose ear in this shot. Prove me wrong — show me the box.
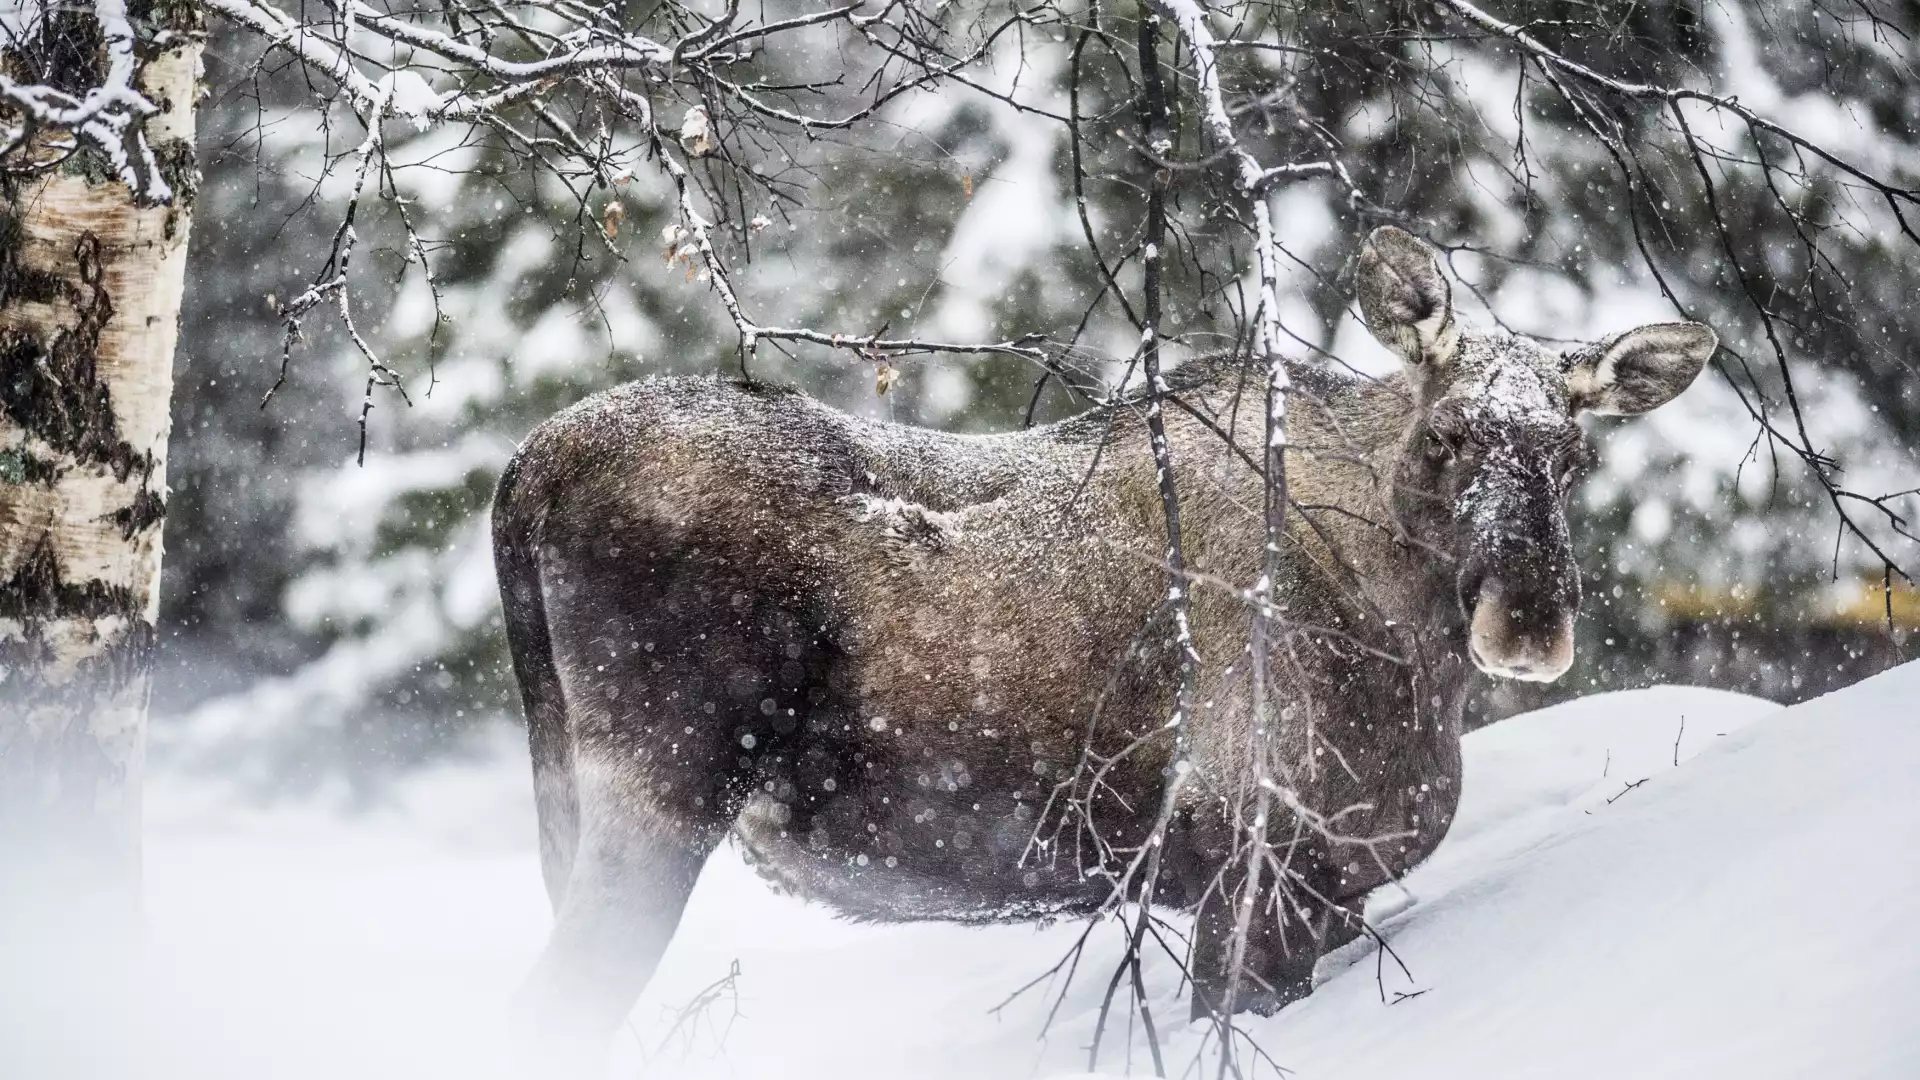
[1357,226,1460,373]
[1565,322,1717,416]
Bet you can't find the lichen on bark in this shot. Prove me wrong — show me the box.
[0,233,156,481]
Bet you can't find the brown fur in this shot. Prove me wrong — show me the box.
[494,228,1716,1051]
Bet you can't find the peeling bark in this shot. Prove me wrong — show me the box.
[0,14,199,930]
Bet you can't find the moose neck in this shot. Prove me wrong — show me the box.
[1141,361,1477,798]
[1175,361,1468,654]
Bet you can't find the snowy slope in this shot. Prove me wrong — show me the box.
[134,667,1920,1079]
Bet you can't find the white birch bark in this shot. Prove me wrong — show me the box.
[0,6,200,999]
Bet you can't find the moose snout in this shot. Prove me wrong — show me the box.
[1460,574,1575,683]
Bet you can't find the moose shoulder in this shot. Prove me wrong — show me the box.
[494,227,1717,1054]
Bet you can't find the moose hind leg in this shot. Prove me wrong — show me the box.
[515,778,720,1074]
[514,527,828,1070]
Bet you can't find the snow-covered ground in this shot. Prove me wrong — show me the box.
[135,664,1920,1079]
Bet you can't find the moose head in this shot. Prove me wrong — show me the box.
[1356,226,1717,683]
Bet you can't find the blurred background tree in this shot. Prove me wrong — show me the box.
[153,0,1918,789]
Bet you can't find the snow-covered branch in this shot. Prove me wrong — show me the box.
[206,0,1065,419]
[0,0,179,201]
[648,124,1053,374]
[1440,0,1920,205]
[1140,7,1301,892]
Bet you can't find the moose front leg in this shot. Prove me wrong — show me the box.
[1188,878,1364,1020]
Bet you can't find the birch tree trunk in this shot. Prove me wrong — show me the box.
[0,5,200,1048]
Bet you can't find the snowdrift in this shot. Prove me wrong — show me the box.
[134,664,1920,1079]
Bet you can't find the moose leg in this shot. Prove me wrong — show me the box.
[1189,876,1359,1020]
[514,790,719,1075]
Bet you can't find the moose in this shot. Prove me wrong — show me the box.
[492,227,1716,1054]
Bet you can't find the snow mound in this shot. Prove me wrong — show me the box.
[130,670,1920,1080]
